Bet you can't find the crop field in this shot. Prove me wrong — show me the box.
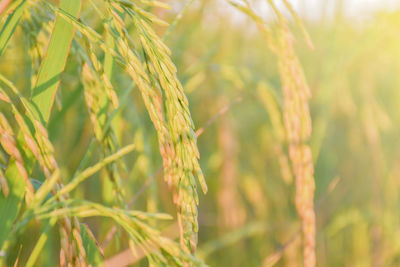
[0,0,400,266]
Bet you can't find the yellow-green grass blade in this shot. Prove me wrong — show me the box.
[81,223,103,265]
[162,0,194,41]
[0,0,27,56]
[0,134,34,249]
[25,217,57,267]
[31,0,81,123]
[0,160,26,250]
[0,0,80,252]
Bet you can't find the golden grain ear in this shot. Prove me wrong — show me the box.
[104,1,207,257]
[230,1,316,266]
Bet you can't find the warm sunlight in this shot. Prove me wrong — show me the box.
[1,0,400,266]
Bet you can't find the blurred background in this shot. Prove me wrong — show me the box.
[2,0,400,266]
[164,1,400,266]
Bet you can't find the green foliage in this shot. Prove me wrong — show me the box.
[31,0,81,123]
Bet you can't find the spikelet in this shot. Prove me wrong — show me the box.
[0,113,34,196]
[106,1,206,255]
[231,1,316,266]
[21,3,54,85]
[0,79,87,266]
[82,37,119,109]
[29,122,87,267]
[81,59,126,207]
[28,117,87,267]
[276,23,315,267]
[0,168,9,197]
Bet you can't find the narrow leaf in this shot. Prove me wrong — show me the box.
[0,0,27,56]
[31,0,81,123]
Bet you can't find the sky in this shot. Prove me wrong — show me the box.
[215,0,400,23]
[292,0,400,20]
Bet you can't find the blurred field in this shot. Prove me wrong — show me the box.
[1,0,400,266]
[165,3,400,266]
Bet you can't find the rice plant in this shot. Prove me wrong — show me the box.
[1,0,400,266]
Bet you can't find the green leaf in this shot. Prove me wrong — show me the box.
[31,0,81,123]
[80,224,103,265]
[0,0,27,56]
[0,134,34,250]
[0,160,25,249]
[0,0,81,252]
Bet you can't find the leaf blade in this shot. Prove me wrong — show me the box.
[0,0,27,56]
[31,0,81,123]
